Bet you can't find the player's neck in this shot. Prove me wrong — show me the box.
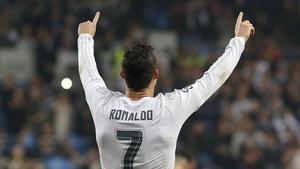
[125,88,154,101]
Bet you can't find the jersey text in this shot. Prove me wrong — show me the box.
[109,109,153,121]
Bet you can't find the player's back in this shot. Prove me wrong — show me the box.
[78,33,246,169]
[93,91,180,169]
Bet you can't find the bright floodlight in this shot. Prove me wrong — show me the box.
[61,78,72,89]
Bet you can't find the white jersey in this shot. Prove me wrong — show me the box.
[78,34,245,169]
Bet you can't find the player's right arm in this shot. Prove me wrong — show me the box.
[165,12,255,127]
[78,12,110,115]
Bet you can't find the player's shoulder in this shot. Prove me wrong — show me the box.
[156,91,180,107]
[160,88,193,109]
[152,92,172,103]
[98,90,174,105]
[93,87,124,104]
[163,88,185,99]
[95,87,123,96]
[108,90,124,97]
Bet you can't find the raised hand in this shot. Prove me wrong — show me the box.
[234,12,255,41]
[78,11,100,37]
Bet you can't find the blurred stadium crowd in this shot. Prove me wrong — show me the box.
[0,0,300,169]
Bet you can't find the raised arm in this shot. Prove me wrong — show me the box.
[78,12,109,114]
[196,12,254,100]
[166,12,255,126]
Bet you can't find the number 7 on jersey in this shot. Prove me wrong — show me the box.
[117,130,143,169]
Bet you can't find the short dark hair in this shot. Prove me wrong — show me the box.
[122,42,157,91]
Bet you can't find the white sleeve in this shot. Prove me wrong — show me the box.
[78,34,111,117]
[165,37,246,127]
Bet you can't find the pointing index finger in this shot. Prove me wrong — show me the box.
[236,12,243,24]
[92,12,100,26]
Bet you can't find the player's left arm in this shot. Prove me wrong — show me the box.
[196,12,255,105]
[166,12,255,126]
[78,12,109,114]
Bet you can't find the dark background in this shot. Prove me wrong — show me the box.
[0,0,300,168]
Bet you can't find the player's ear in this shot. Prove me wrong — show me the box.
[120,69,125,79]
[153,69,159,80]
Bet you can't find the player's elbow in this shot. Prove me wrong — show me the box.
[218,71,231,84]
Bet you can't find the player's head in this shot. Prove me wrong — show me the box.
[175,150,193,169]
[121,41,158,92]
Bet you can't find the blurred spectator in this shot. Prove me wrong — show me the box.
[175,150,194,169]
[54,93,72,141]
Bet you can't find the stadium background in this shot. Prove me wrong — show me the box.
[0,0,300,168]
